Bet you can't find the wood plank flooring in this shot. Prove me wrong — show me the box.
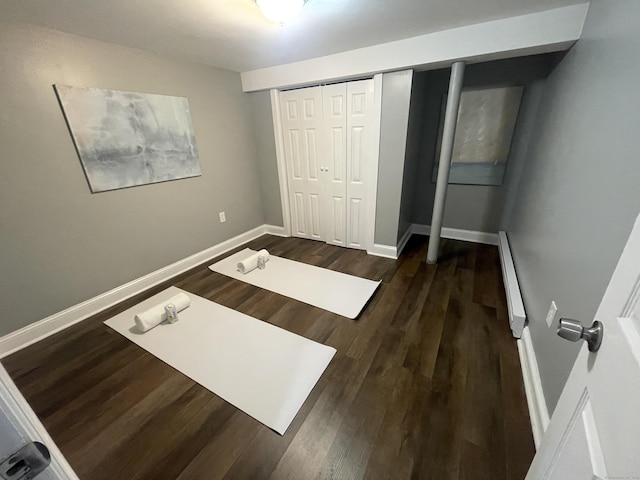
[2,235,535,479]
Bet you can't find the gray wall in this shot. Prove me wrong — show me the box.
[506,0,640,413]
[374,70,413,247]
[412,56,554,233]
[248,91,283,227]
[498,78,546,229]
[0,23,264,336]
[397,71,428,241]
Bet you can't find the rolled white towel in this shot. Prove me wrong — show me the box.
[237,249,270,274]
[134,292,191,333]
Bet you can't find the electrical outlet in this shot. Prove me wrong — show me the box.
[219,211,226,223]
[546,301,558,328]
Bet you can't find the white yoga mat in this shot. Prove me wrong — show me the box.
[104,286,336,435]
[209,248,381,319]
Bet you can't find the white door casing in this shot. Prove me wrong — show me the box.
[279,87,325,241]
[0,364,79,479]
[526,211,640,479]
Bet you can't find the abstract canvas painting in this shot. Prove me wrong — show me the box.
[433,86,523,186]
[55,85,201,192]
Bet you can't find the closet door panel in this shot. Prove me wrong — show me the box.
[288,129,302,179]
[309,193,322,238]
[305,128,319,180]
[293,192,307,236]
[322,83,348,247]
[349,197,364,248]
[346,80,374,250]
[280,87,325,241]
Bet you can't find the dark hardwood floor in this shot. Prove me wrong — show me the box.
[2,235,535,479]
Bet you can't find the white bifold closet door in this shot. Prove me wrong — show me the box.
[279,79,375,250]
[280,86,325,241]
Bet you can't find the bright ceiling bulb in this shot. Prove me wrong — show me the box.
[256,0,305,24]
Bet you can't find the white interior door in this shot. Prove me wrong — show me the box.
[279,87,325,241]
[345,79,374,250]
[322,83,348,247]
[526,211,640,479]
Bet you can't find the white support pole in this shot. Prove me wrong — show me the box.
[426,61,466,264]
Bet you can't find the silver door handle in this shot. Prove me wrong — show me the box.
[557,318,603,352]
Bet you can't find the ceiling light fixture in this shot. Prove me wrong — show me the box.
[255,0,306,25]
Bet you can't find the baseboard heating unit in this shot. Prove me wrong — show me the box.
[497,231,526,338]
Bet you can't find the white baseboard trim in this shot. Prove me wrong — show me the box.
[517,326,550,450]
[367,243,397,259]
[368,224,499,260]
[265,224,287,237]
[411,224,499,246]
[396,226,413,258]
[0,224,283,359]
[411,224,430,236]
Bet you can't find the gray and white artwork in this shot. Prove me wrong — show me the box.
[433,86,523,186]
[55,85,201,192]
